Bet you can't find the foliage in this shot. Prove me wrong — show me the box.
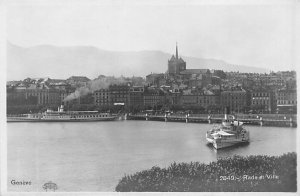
[116,152,296,192]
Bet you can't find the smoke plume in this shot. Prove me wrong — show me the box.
[63,76,128,102]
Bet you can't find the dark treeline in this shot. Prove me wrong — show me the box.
[115,152,296,192]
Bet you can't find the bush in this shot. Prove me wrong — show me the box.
[115,152,296,192]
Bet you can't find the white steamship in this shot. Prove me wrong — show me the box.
[7,105,118,122]
[206,113,250,149]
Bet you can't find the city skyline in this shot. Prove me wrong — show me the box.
[6,1,297,73]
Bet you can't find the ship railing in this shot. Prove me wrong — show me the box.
[7,114,28,117]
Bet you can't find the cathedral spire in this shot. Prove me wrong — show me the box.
[176,42,178,59]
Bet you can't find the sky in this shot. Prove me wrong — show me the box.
[5,0,299,71]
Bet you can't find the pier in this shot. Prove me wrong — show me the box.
[126,113,297,127]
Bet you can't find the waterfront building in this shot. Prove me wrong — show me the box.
[47,79,72,105]
[181,94,198,105]
[166,91,181,105]
[78,93,94,105]
[179,89,220,112]
[60,90,69,105]
[6,78,73,107]
[7,84,62,106]
[250,90,276,113]
[276,89,297,114]
[128,86,145,110]
[221,87,247,113]
[94,89,110,106]
[6,88,27,105]
[26,84,61,105]
[143,88,165,109]
[197,90,220,111]
[109,84,130,107]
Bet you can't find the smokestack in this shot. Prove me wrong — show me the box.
[224,106,230,120]
[60,105,64,112]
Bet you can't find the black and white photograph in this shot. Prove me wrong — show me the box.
[0,0,299,195]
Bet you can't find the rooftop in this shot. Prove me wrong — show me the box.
[180,69,210,75]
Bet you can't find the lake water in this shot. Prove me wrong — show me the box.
[7,120,297,192]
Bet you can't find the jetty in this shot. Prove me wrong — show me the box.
[126,113,297,127]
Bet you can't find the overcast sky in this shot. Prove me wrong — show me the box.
[6,1,298,71]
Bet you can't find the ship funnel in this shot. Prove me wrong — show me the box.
[224,106,230,120]
[59,105,64,112]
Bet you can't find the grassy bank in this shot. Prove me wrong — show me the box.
[115,152,296,192]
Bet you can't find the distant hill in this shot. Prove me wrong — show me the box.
[7,42,269,80]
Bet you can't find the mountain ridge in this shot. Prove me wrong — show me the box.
[7,42,269,81]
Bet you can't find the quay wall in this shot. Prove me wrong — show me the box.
[126,113,297,127]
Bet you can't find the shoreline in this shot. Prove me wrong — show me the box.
[6,112,297,127]
[6,116,297,128]
[126,113,297,127]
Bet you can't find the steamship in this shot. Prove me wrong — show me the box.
[206,113,250,149]
[7,105,118,122]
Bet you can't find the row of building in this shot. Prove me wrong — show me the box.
[6,76,297,114]
[6,44,297,114]
[6,77,88,106]
[93,84,296,113]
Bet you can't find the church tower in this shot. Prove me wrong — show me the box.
[176,42,178,59]
[168,43,186,75]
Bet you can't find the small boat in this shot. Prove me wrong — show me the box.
[206,113,250,149]
[7,105,118,122]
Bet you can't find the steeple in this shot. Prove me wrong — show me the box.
[176,42,178,59]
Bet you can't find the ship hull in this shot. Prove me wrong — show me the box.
[206,132,249,149]
[7,117,118,122]
[211,139,249,149]
[7,106,119,122]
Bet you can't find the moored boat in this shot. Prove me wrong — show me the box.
[7,105,118,122]
[206,113,250,149]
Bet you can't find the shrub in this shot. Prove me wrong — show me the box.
[115,152,296,192]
